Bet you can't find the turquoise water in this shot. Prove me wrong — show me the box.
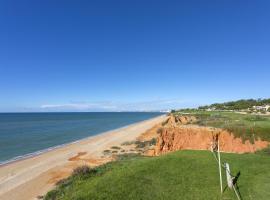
[0,112,162,164]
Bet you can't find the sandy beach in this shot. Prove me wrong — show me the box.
[0,115,166,200]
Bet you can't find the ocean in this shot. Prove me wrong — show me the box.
[0,112,163,165]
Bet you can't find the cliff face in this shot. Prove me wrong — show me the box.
[152,116,269,155]
[154,126,269,155]
[166,115,197,127]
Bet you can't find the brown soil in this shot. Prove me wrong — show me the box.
[48,153,114,185]
[47,167,72,184]
[141,115,269,155]
[68,152,87,161]
[137,123,163,141]
[166,114,197,127]
[154,125,269,155]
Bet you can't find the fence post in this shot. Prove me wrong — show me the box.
[225,163,233,189]
[217,139,223,194]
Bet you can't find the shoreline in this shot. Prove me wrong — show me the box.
[0,114,164,167]
[0,115,167,200]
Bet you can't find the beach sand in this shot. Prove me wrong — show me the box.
[0,115,166,200]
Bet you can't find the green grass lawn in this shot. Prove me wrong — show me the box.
[45,151,270,200]
[174,111,270,142]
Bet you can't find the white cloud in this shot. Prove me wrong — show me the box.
[41,103,96,110]
[40,99,197,112]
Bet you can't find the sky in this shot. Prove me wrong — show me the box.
[0,0,270,112]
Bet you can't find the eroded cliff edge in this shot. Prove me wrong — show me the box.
[139,115,269,156]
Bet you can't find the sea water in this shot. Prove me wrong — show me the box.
[0,112,162,165]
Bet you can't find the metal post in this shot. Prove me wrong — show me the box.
[217,139,223,193]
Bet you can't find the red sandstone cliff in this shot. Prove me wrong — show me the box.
[146,116,269,155]
[154,125,268,155]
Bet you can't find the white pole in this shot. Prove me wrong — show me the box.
[232,185,241,200]
[217,139,223,193]
[225,163,233,189]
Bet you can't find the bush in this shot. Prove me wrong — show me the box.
[72,165,97,177]
[135,141,148,148]
[45,189,58,200]
[149,138,157,146]
[121,141,135,146]
[103,149,111,155]
[261,110,266,114]
[55,178,71,186]
[111,146,121,150]
[135,138,157,149]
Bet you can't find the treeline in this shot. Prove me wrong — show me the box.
[198,98,270,111]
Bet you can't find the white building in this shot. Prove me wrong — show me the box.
[253,105,270,112]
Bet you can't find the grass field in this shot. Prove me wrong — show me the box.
[45,150,270,200]
[174,111,270,142]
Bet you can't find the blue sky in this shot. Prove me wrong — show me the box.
[0,0,270,112]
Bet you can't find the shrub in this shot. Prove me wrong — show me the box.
[149,138,157,146]
[121,141,135,146]
[55,178,71,186]
[111,146,121,150]
[45,189,58,200]
[261,110,266,114]
[72,165,97,177]
[135,138,157,149]
[135,141,147,148]
[103,149,111,154]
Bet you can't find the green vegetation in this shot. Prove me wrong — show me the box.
[174,110,270,142]
[134,138,157,148]
[255,146,270,155]
[121,139,157,149]
[45,150,270,200]
[71,165,96,178]
[45,99,270,200]
[103,149,111,155]
[197,98,270,111]
[111,146,121,150]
